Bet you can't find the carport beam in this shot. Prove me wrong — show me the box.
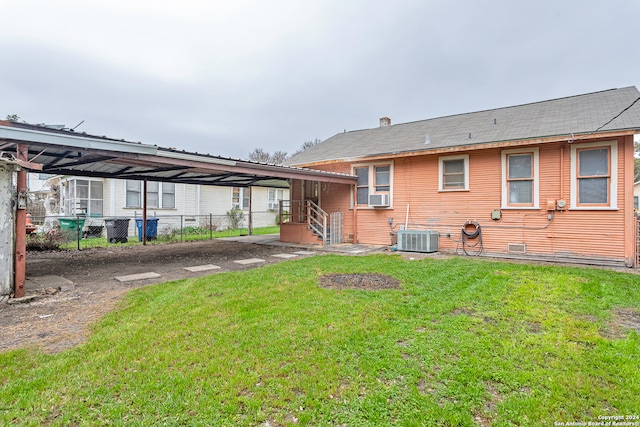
[14,144,27,298]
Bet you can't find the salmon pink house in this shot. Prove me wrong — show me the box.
[281,87,640,267]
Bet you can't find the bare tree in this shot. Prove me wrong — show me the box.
[270,150,289,164]
[247,138,322,164]
[293,138,321,155]
[248,147,273,163]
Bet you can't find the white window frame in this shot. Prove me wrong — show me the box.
[438,154,469,191]
[125,180,176,209]
[570,140,617,210]
[350,161,394,209]
[501,147,540,209]
[232,187,250,210]
[268,188,285,210]
[62,177,104,217]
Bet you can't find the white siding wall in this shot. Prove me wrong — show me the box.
[44,176,289,236]
[199,186,234,216]
[0,164,15,295]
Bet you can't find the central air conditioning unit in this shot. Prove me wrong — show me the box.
[397,229,439,253]
[368,193,390,207]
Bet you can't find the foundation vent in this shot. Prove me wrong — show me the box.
[508,243,527,254]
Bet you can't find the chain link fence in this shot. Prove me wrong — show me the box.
[25,211,280,251]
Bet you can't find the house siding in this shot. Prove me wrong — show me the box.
[308,136,635,265]
[50,178,286,236]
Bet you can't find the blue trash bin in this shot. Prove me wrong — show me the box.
[135,218,159,241]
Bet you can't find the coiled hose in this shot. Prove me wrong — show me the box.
[457,221,483,256]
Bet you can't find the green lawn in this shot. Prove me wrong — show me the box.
[1,255,639,426]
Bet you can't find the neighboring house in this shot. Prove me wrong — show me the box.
[283,86,640,267]
[40,175,288,235]
[634,181,640,211]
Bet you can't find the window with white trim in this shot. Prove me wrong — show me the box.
[375,165,390,191]
[268,188,285,210]
[232,187,250,210]
[62,178,103,217]
[570,141,617,209]
[501,148,539,209]
[126,180,176,209]
[439,155,469,191]
[352,162,393,207]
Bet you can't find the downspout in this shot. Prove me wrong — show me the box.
[353,184,358,244]
[560,142,565,200]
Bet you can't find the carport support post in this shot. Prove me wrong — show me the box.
[142,180,147,245]
[247,186,252,236]
[14,144,28,298]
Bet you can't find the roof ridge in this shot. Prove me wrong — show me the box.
[350,87,631,133]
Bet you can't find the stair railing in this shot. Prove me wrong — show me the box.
[280,200,329,245]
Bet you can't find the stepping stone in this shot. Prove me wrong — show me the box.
[292,251,316,256]
[184,264,221,272]
[114,272,161,283]
[271,253,298,259]
[7,295,38,304]
[349,250,366,254]
[234,258,265,265]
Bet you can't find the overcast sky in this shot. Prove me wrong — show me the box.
[1,0,638,159]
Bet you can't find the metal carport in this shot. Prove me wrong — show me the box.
[0,120,356,298]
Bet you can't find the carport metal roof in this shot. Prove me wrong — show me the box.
[0,120,356,187]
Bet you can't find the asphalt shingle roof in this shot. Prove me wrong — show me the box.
[286,86,640,166]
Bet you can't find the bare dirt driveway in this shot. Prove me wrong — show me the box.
[0,236,334,354]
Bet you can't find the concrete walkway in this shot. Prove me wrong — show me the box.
[217,233,387,254]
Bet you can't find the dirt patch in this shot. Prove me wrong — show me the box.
[449,307,475,316]
[0,239,310,354]
[600,307,640,339]
[613,308,640,332]
[318,273,400,290]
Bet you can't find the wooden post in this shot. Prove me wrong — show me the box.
[14,144,28,298]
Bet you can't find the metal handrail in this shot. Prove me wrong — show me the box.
[280,200,329,245]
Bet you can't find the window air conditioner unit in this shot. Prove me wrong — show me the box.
[368,194,390,207]
[397,230,439,253]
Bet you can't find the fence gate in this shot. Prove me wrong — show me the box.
[330,212,343,245]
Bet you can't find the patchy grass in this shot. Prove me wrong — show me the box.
[1,255,639,426]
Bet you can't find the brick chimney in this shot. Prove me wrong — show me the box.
[379,116,391,127]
